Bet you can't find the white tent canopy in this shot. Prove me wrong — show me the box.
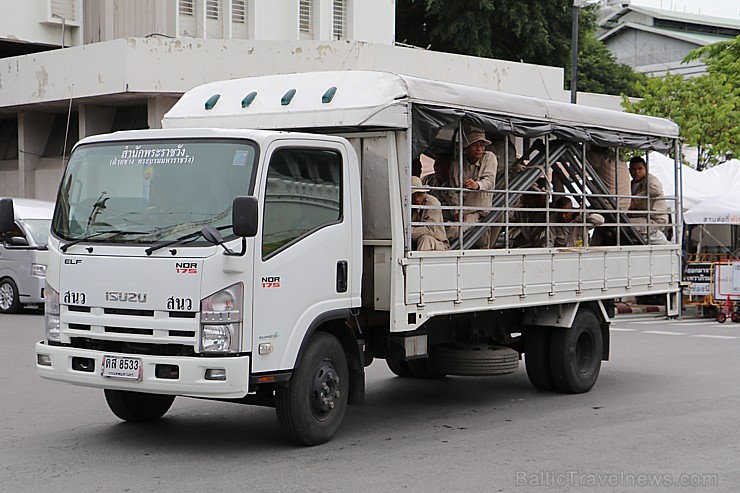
[648,154,740,215]
[684,191,740,225]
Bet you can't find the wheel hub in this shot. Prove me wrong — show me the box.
[0,283,13,310]
[311,360,340,420]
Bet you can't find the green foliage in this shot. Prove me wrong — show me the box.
[396,0,645,97]
[623,37,740,170]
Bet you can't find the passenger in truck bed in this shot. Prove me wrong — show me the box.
[509,179,549,248]
[410,176,449,251]
[422,151,454,224]
[629,156,669,244]
[548,196,604,248]
[448,128,498,248]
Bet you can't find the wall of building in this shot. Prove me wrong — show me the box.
[605,29,704,77]
[0,0,83,47]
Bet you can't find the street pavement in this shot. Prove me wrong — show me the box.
[1,311,738,492]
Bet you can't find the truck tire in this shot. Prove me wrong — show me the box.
[276,332,349,446]
[524,327,556,391]
[426,345,519,376]
[104,390,175,422]
[0,278,21,314]
[386,358,413,377]
[550,310,602,394]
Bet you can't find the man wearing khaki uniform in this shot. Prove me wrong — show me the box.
[411,176,449,251]
[448,129,498,248]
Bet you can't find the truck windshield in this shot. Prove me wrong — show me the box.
[52,139,257,244]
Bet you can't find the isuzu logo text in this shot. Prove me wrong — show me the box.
[105,291,147,303]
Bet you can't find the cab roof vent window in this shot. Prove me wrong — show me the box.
[322,86,337,104]
[241,91,258,108]
[281,89,297,106]
[204,94,221,110]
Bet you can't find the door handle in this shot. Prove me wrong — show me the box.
[336,260,348,293]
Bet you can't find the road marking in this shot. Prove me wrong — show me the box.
[610,327,637,332]
[692,334,739,340]
[643,330,687,336]
[632,320,672,325]
[672,321,721,326]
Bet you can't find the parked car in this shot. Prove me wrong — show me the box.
[0,198,54,313]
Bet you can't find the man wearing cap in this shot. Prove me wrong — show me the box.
[411,176,449,251]
[448,128,498,248]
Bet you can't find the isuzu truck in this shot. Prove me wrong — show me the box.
[10,71,682,445]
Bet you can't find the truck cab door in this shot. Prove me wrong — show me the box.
[251,141,354,373]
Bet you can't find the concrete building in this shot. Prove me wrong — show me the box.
[597,4,740,77]
[0,0,605,201]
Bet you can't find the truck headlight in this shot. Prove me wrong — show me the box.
[200,283,243,353]
[32,263,46,277]
[45,282,60,342]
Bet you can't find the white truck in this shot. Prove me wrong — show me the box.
[15,71,682,445]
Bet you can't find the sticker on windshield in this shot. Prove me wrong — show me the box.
[233,150,249,166]
[109,145,195,166]
[143,166,154,180]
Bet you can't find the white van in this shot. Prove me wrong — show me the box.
[0,198,54,313]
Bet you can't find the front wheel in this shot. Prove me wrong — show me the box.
[0,278,21,314]
[550,310,603,394]
[275,332,349,446]
[104,390,175,422]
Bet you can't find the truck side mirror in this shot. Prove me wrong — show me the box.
[232,196,258,238]
[9,236,29,247]
[0,198,14,233]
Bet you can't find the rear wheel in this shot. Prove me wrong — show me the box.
[104,390,175,422]
[717,312,727,323]
[524,327,556,391]
[276,332,349,446]
[0,278,21,314]
[550,310,603,394]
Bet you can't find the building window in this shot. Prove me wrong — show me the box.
[178,0,195,16]
[332,0,346,40]
[206,0,220,20]
[299,0,313,35]
[232,0,246,24]
[51,0,76,22]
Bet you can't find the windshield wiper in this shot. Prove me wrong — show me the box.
[144,225,233,256]
[60,230,150,252]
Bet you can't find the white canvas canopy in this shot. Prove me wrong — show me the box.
[684,191,740,225]
[649,154,740,214]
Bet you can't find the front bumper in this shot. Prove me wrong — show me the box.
[35,341,250,398]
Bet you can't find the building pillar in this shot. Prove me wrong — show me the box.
[148,96,179,129]
[18,112,54,198]
[79,104,116,138]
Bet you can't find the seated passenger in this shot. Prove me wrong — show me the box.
[628,156,669,244]
[411,176,449,251]
[422,151,453,212]
[448,128,498,248]
[509,179,549,248]
[548,197,604,248]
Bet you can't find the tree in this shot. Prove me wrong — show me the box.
[396,0,645,97]
[622,37,740,170]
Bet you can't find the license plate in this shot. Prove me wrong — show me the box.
[101,355,143,381]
